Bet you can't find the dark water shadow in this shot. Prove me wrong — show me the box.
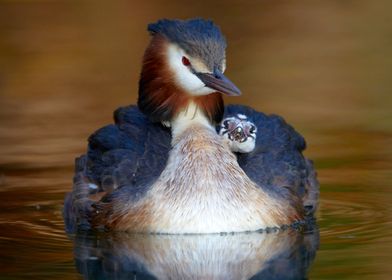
[69,225,319,280]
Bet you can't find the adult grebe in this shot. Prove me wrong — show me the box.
[64,18,319,234]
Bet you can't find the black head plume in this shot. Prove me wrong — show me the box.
[148,18,227,71]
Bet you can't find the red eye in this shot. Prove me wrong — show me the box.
[182,56,191,66]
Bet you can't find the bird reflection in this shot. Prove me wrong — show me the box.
[70,225,319,280]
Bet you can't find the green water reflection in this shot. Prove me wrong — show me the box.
[0,0,391,279]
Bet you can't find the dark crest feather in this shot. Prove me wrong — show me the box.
[147,18,227,70]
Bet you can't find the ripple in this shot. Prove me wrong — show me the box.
[318,197,391,241]
[0,218,68,245]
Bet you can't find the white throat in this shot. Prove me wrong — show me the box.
[171,102,214,139]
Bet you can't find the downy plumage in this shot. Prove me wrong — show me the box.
[64,18,319,234]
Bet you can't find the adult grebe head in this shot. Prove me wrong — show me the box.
[137,18,241,125]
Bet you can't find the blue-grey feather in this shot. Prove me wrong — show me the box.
[222,105,308,199]
[85,106,171,196]
[86,104,310,200]
[64,105,317,232]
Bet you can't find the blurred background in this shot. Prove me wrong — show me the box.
[0,0,391,279]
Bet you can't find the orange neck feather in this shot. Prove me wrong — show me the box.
[137,35,224,124]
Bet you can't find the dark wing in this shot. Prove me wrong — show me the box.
[63,105,171,232]
[222,105,319,215]
[87,105,171,191]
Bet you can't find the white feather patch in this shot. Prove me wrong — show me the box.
[166,44,215,96]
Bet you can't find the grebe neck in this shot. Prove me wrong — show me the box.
[171,101,215,140]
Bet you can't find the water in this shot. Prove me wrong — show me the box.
[1,0,391,279]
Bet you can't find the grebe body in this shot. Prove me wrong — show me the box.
[64,18,318,234]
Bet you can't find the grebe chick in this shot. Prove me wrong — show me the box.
[64,18,319,234]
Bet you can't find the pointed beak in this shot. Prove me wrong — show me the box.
[195,69,241,96]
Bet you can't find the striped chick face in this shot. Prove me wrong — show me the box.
[219,114,257,153]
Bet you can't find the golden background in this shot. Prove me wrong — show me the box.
[0,0,391,278]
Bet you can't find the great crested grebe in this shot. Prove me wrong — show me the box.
[64,18,319,234]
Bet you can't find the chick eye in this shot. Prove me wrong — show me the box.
[249,125,256,133]
[182,56,191,66]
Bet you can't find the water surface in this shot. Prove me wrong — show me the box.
[1,0,391,279]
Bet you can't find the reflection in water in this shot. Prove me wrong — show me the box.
[1,0,392,278]
[70,226,319,280]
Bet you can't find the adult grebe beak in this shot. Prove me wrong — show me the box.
[196,68,241,96]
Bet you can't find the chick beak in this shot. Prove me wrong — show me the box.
[195,69,241,96]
